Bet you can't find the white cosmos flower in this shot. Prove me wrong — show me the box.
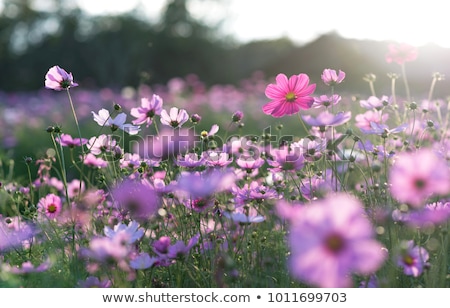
[92,108,141,135]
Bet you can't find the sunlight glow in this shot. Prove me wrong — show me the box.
[76,0,450,48]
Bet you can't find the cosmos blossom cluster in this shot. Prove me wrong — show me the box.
[0,43,449,288]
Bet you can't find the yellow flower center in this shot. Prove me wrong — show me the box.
[47,203,57,213]
[403,255,414,265]
[285,92,297,102]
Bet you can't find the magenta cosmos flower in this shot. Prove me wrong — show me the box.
[279,193,386,288]
[37,193,62,219]
[45,65,78,91]
[385,43,418,65]
[389,148,450,208]
[130,94,163,127]
[263,73,316,117]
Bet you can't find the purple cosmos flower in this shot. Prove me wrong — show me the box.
[56,133,88,148]
[167,234,200,259]
[0,218,36,252]
[389,148,450,208]
[392,201,450,228]
[160,107,189,128]
[302,111,351,127]
[360,95,391,110]
[321,69,346,86]
[262,73,316,117]
[130,94,163,127]
[278,193,386,288]
[111,179,160,221]
[291,137,327,162]
[92,108,141,135]
[232,110,244,122]
[78,276,112,288]
[386,43,418,65]
[129,252,161,270]
[223,206,265,224]
[232,181,279,206]
[45,65,78,91]
[365,122,408,136]
[6,259,51,274]
[312,94,341,109]
[37,193,62,219]
[176,169,236,199]
[396,240,429,277]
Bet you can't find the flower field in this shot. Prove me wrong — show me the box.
[0,43,449,288]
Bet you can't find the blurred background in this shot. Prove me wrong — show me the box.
[2,0,450,181]
[2,0,450,94]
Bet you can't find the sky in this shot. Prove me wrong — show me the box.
[76,0,450,48]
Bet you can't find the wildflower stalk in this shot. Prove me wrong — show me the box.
[25,161,34,205]
[400,63,411,102]
[440,100,450,143]
[296,113,309,135]
[50,133,70,208]
[66,89,85,200]
[427,72,444,103]
[363,73,377,97]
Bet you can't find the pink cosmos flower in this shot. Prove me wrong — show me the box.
[37,193,62,219]
[360,95,391,110]
[83,153,108,168]
[160,107,189,128]
[321,69,346,86]
[389,148,450,208]
[203,150,233,168]
[266,145,304,172]
[45,65,78,91]
[396,240,429,277]
[176,152,205,168]
[278,193,386,288]
[385,43,418,65]
[56,133,88,148]
[355,110,389,134]
[130,94,163,127]
[263,73,316,117]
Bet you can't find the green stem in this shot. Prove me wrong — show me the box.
[401,63,411,102]
[296,113,309,135]
[66,89,85,200]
